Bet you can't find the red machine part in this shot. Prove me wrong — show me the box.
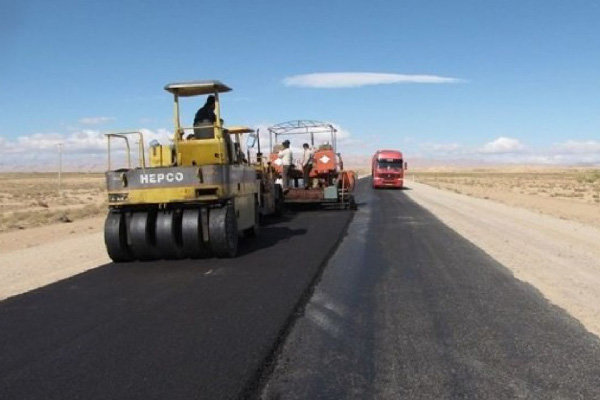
[338,170,356,191]
[269,148,357,194]
[269,149,336,177]
[269,152,283,174]
[311,149,336,176]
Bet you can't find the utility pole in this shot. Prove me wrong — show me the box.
[58,143,63,193]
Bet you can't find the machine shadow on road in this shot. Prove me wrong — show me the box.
[99,211,311,267]
[103,224,309,266]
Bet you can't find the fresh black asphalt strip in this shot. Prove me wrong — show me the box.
[0,207,352,400]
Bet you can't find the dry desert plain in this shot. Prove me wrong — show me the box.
[4,167,597,234]
[1,167,600,338]
[0,172,105,232]
[410,166,600,226]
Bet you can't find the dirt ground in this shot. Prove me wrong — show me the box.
[0,216,109,300]
[410,167,600,227]
[0,173,109,299]
[0,173,106,232]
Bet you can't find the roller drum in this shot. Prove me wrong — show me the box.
[209,204,238,258]
[155,209,184,259]
[104,211,133,262]
[128,211,159,260]
[181,208,211,258]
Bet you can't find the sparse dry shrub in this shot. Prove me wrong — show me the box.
[0,173,106,232]
[577,170,600,184]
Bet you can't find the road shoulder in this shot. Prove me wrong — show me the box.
[0,216,109,300]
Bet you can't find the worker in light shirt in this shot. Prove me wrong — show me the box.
[278,140,293,191]
[301,143,315,189]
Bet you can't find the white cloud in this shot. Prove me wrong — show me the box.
[0,128,174,171]
[3,128,599,171]
[480,137,525,154]
[79,116,115,125]
[410,137,600,165]
[329,123,351,141]
[283,72,463,88]
[552,140,600,154]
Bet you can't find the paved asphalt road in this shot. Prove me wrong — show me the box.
[263,179,600,399]
[0,208,352,400]
[3,179,600,400]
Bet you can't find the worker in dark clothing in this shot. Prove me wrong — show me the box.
[193,95,216,125]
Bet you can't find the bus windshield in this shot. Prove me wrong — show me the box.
[377,158,403,169]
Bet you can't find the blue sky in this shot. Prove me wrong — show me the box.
[1,0,600,168]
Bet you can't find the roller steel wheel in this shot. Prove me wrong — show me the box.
[156,209,184,259]
[181,208,211,259]
[104,211,133,262]
[128,211,159,261]
[243,197,260,238]
[209,204,238,258]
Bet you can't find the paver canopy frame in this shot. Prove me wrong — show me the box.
[267,120,337,152]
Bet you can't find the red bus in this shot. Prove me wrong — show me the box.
[371,150,406,189]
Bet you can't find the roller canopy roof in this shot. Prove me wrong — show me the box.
[225,126,254,134]
[164,80,232,97]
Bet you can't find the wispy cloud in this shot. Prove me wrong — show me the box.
[551,140,600,154]
[423,142,463,152]
[417,137,600,165]
[78,116,115,125]
[480,137,526,154]
[283,72,463,88]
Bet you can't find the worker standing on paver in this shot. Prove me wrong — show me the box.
[278,140,293,192]
[301,143,315,189]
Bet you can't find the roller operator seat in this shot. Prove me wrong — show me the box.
[193,122,215,139]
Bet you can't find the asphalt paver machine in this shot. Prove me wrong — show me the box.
[104,80,281,261]
[267,120,357,209]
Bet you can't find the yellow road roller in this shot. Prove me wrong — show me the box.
[104,80,282,261]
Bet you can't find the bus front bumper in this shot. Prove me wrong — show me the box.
[372,176,403,188]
